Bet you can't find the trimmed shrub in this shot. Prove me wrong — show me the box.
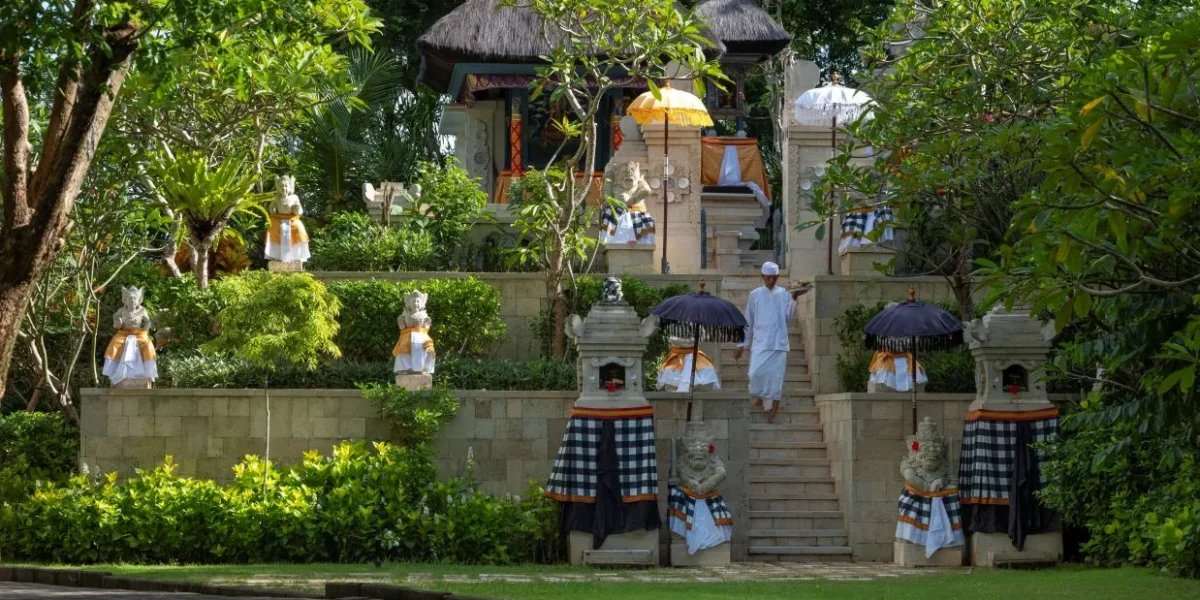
[0,442,561,565]
[0,412,79,503]
[359,384,458,447]
[329,278,506,361]
[307,211,435,272]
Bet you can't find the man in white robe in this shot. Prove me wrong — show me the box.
[733,262,808,423]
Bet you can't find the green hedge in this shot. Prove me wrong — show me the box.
[0,412,79,503]
[328,278,507,362]
[0,442,560,565]
[164,355,576,391]
[833,302,976,393]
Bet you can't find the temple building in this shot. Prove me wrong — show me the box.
[416,0,791,273]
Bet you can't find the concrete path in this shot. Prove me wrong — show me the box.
[0,583,281,600]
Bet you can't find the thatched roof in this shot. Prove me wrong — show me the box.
[416,0,730,94]
[695,0,791,57]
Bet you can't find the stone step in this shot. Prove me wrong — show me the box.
[746,511,845,531]
[748,459,832,477]
[749,530,850,547]
[747,546,854,561]
[721,371,812,383]
[749,442,828,460]
[749,475,834,484]
[747,427,824,443]
[749,497,840,512]
[753,481,836,495]
[719,349,808,365]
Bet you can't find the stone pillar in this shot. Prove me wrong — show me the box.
[641,123,702,274]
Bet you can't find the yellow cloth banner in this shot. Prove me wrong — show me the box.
[869,350,923,374]
[699,137,772,202]
[658,346,714,373]
[267,214,309,244]
[104,329,156,362]
[393,327,436,358]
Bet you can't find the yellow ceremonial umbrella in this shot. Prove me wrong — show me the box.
[628,81,713,274]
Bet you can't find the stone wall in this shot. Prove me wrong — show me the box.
[79,388,752,561]
[310,272,712,360]
[796,275,967,394]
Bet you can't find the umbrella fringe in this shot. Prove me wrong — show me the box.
[865,332,964,353]
[660,321,745,344]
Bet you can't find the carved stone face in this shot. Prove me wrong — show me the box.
[918,439,944,472]
[685,440,710,473]
[611,162,642,195]
[275,175,295,202]
[602,277,623,304]
[121,286,143,309]
[404,291,427,314]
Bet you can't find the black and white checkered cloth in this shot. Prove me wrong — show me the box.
[958,410,1058,505]
[898,486,963,531]
[841,207,893,238]
[600,205,656,238]
[668,485,734,530]
[545,407,658,503]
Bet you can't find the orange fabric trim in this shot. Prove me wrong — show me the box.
[681,487,720,500]
[965,408,1059,422]
[669,508,687,521]
[905,484,958,498]
[713,518,734,526]
[623,493,657,503]
[392,326,435,358]
[960,496,1011,506]
[569,406,654,419]
[897,515,963,531]
[658,347,715,375]
[700,136,760,146]
[542,492,595,503]
[104,329,156,362]
[869,350,923,375]
[267,214,309,244]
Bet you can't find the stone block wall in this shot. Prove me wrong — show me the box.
[815,392,975,562]
[310,272,712,360]
[79,388,751,560]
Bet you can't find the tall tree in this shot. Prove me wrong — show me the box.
[0,0,378,399]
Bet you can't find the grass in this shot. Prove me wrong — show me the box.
[55,563,1199,600]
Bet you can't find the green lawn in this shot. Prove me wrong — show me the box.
[61,563,1199,600]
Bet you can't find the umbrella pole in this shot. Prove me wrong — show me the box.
[687,326,701,423]
[827,115,836,275]
[910,338,918,435]
[662,113,670,274]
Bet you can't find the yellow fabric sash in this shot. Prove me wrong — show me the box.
[869,350,922,374]
[267,214,309,245]
[393,327,435,358]
[104,329,156,362]
[658,346,714,373]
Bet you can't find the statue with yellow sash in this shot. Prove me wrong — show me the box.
[103,286,157,388]
[656,335,719,392]
[265,174,310,270]
[393,290,435,388]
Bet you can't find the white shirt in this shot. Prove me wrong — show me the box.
[740,285,796,352]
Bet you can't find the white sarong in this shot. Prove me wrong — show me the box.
[748,349,786,409]
[102,334,158,385]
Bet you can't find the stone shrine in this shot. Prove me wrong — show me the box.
[959,306,1063,566]
[547,277,662,565]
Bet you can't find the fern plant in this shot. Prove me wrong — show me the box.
[153,150,270,288]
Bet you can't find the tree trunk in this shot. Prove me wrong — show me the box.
[953,247,975,321]
[161,215,184,277]
[548,250,567,358]
[0,19,140,400]
[191,242,210,290]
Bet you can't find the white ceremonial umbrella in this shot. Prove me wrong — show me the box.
[794,72,874,274]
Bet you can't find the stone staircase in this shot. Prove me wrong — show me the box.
[716,332,852,562]
[702,195,765,271]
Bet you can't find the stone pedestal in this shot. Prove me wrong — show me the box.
[840,245,894,276]
[267,260,303,273]
[894,540,963,567]
[970,533,1062,567]
[867,382,926,394]
[670,541,731,566]
[114,378,152,390]
[394,373,432,390]
[569,530,658,566]
[605,243,656,275]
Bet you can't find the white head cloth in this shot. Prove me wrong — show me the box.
[761,262,780,276]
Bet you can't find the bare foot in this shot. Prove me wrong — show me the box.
[752,397,763,408]
[766,403,780,424]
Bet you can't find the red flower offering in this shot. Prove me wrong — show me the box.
[708,444,715,454]
[605,381,617,393]
[1007,384,1021,396]
[911,441,920,452]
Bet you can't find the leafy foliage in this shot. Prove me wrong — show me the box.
[397,160,493,270]
[0,442,561,565]
[307,212,435,272]
[328,279,506,361]
[205,273,342,371]
[359,384,459,447]
[832,302,975,393]
[0,412,78,503]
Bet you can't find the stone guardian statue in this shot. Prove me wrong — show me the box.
[102,286,158,388]
[393,290,436,388]
[895,417,964,563]
[669,422,733,561]
[265,174,310,270]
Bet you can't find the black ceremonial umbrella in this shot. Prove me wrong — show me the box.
[651,280,747,422]
[864,287,964,434]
